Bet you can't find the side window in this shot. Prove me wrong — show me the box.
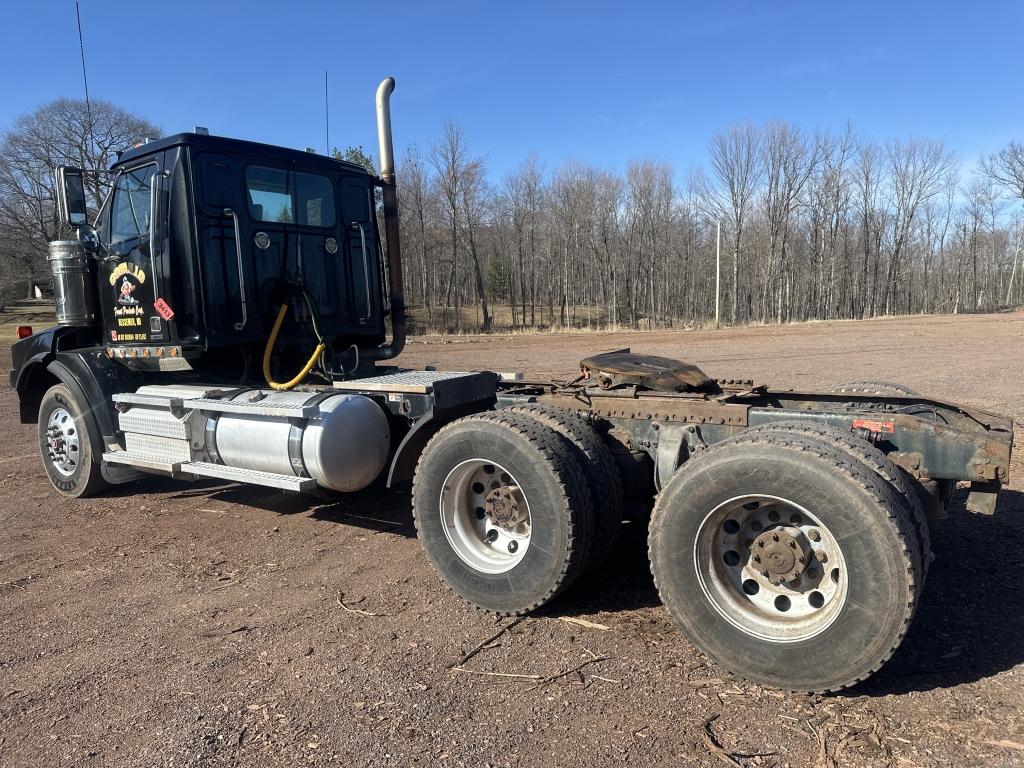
[341,181,371,224]
[246,166,293,223]
[199,155,234,211]
[245,166,336,227]
[296,172,336,227]
[110,165,156,243]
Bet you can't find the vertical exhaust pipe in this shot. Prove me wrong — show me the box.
[367,76,406,360]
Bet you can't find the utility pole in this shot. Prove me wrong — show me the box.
[715,220,721,328]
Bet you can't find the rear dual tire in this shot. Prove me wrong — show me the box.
[737,420,931,587]
[413,411,595,615]
[649,431,919,692]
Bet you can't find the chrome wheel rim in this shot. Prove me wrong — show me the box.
[440,459,532,574]
[694,494,848,643]
[45,407,81,477]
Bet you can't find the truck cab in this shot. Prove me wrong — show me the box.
[93,133,386,371]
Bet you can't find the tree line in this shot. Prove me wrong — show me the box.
[399,121,1024,332]
[2,98,1022,332]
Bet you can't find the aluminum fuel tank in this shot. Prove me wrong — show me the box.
[214,391,389,492]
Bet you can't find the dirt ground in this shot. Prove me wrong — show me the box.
[2,312,1023,767]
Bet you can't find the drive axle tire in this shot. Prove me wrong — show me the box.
[503,403,623,569]
[738,420,931,587]
[831,380,920,397]
[413,411,594,615]
[648,432,918,693]
[37,383,109,498]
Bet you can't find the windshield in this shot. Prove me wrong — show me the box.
[110,165,156,243]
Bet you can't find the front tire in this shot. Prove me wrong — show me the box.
[649,432,919,692]
[37,383,108,498]
[413,411,595,615]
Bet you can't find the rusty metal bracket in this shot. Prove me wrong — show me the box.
[582,396,749,427]
[889,451,927,480]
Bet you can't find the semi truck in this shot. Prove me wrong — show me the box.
[8,78,1014,692]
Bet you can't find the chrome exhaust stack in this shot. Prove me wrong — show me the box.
[368,76,406,360]
[376,77,397,185]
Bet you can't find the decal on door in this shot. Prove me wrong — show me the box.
[108,262,155,342]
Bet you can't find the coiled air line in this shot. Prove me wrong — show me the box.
[262,289,326,391]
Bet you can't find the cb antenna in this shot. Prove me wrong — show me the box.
[324,68,330,156]
[75,1,93,132]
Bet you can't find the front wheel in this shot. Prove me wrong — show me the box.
[37,383,108,498]
[413,411,594,615]
[649,432,919,692]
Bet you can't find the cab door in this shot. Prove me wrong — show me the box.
[100,157,168,346]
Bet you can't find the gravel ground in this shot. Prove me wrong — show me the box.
[1,311,1023,767]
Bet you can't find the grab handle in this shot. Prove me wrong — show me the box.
[223,208,248,330]
[352,222,372,323]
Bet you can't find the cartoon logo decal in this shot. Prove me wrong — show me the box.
[109,262,150,340]
[109,262,147,307]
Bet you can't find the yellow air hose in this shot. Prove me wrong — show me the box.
[262,300,326,391]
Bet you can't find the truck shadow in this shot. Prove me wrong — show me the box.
[159,479,419,537]
[154,478,1024,692]
[844,487,1024,696]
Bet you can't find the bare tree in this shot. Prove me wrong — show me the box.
[982,142,1024,202]
[699,122,763,323]
[428,122,491,331]
[882,139,958,314]
[0,97,158,290]
[760,121,818,322]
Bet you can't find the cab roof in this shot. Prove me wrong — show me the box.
[114,132,374,177]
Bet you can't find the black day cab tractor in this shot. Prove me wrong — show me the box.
[9,78,1014,693]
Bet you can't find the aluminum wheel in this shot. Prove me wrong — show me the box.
[45,406,81,477]
[694,494,848,642]
[440,459,532,574]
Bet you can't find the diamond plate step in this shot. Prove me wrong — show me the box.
[184,462,316,491]
[101,453,316,492]
[332,369,486,394]
[102,451,182,473]
[112,392,184,409]
[181,398,318,418]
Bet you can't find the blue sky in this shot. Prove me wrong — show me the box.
[3,1,1022,180]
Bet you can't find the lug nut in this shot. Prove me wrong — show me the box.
[814,550,827,563]
[808,529,821,542]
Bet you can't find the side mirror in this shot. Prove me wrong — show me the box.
[54,166,88,227]
[76,223,101,255]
